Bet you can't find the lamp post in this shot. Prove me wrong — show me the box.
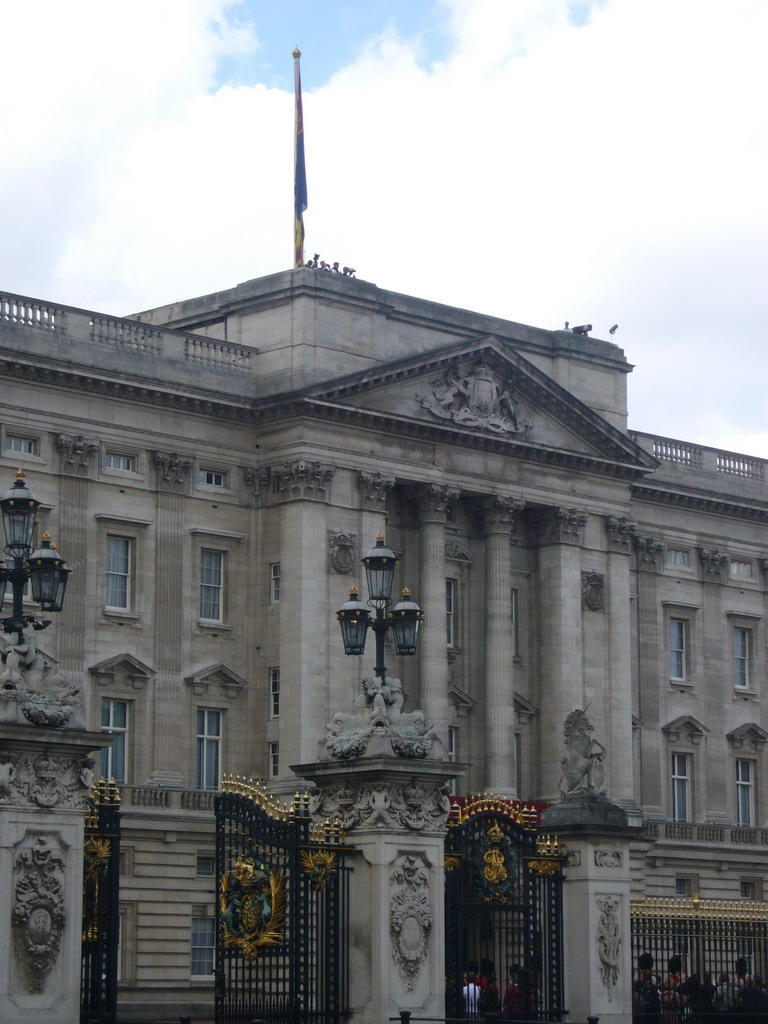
[0,469,71,640]
[336,534,423,682]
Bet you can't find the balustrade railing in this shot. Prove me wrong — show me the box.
[0,294,63,331]
[631,431,767,482]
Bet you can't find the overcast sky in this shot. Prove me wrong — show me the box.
[1,0,766,456]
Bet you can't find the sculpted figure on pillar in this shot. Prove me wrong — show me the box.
[558,708,606,797]
[325,675,437,760]
[0,632,82,729]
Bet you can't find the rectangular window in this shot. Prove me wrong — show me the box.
[105,536,131,609]
[446,578,456,647]
[736,759,754,827]
[672,753,691,822]
[199,549,224,621]
[196,855,215,877]
[741,880,757,900]
[269,668,280,719]
[100,699,128,783]
[105,453,134,471]
[270,563,281,602]
[669,619,686,680]
[511,587,519,657]
[191,916,215,977]
[731,560,753,579]
[196,709,221,790]
[675,877,693,897]
[733,627,751,688]
[269,741,279,779]
[198,469,227,487]
[666,549,690,567]
[4,434,37,455]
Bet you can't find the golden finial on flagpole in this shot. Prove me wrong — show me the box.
[292,47,301,59]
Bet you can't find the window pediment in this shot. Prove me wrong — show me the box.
[186,663,247,699]
[727,723,768,750]
[663,715,708,745]
[89,653,154,691]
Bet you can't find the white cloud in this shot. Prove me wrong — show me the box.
[0,0,766,455]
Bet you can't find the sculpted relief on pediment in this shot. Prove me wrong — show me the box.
[415,359,532,436]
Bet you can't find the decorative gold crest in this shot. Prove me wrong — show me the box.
[300,849,337,891]
[220,857,285,960]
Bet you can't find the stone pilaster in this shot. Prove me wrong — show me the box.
[533,507,588,800]
[605,518,636,808]
[634,534,664,817]
[55,476,89,675]
[483,496,523,796]
[149,490,185,786]
[358,471,395,567]
[417,485,458,749]
[698,549,728,822]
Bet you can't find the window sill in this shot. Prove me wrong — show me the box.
[669,679,694,690]
[196,621,233,634]
[733,688,758,700]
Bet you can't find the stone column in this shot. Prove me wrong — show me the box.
[534,507,588,800]
[298,756,461,1024]
[0,724,107,1024]
[417,485,457,749]
[483,497,523,797]
[634,534,664,817]
[699,549,729,821]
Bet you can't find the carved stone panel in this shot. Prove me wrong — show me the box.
[594,849,623,868]
[416,358,531,435]
[0,751,93,809]
[582,571,605,612]
[309,778,451,833]
[328,532,356,574]
[389,854,432,991]
[700,548,728,581]
[596,894,621,996]
[12,833,67,993]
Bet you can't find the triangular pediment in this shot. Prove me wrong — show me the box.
[727,723,768,749]
[663,715,709,743]
[293,336,656,476]
[185,663,248,699]
[89,653,155,690]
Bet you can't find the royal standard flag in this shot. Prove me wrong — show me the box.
[293,48,308,268]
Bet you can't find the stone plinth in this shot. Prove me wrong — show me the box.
[0,724,107,1024]
[541,794,640,1024]
[294,756,464,1024]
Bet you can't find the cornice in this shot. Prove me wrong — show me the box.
[631,483,768,523]
[0,355,256,423]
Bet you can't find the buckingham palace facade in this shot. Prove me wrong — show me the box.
[1,267,766,1018]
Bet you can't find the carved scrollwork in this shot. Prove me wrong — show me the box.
[483,496,524,531]
[533,506,587,545]
[12,835,66,993]
[594,849,622,868]
[0,752,93,809]
[153,450,192,489]
[390,855,432,991]
[416,483,460,522]
[309,779,451,834]
[596,894,622,995]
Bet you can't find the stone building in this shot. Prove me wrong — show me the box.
[0,268,766,1018]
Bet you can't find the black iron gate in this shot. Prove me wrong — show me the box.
[445,797,564,1019]
[81,779,121,1024]
[215,777,349,1024]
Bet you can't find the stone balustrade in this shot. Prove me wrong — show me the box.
[639,818,768,845]
[631,430,766,481]
[0,289,253,375]
[121,784,217,813]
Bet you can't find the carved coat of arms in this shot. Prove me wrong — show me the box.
[417,359,531,435]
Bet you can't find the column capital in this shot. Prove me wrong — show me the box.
[358,470,395,511]
[153,450,193,493]
[699,547,728,581]
[633,534,664,572]
[271,459,336,501]
[482,495,524,531]
[605,516,637,553]
[57,432,98,475]
[532,506,587,545]
[416,484,459,523]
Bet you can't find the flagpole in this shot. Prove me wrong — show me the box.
[293,47,308,269]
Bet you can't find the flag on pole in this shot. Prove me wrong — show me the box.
[293,48,307,268]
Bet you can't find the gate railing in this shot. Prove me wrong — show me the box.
[215,776,350,1024]
[81,779,121,1024]
[631,894,768,985]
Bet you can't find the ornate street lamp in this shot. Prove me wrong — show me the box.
[336,534,423,680]
[0,470,71,638]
